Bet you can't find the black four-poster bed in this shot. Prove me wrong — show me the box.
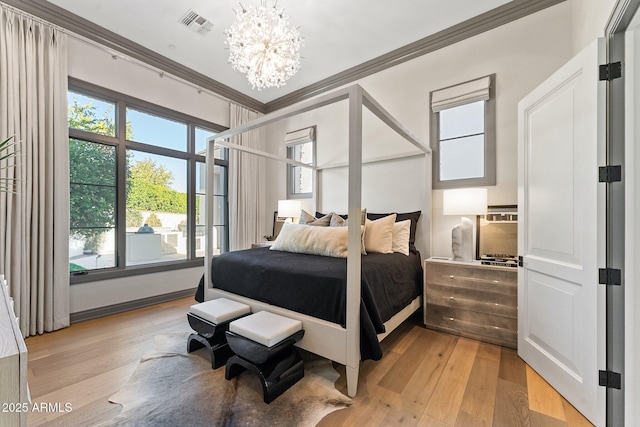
[204,84,431,397]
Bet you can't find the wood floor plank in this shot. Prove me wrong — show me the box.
[498,347,527,386]
[28,363,137,426]
[530,410,568,427]
[456,354,500,425]
[340,383,396,427]
[526,365,567,421]
[378,326,445,394]
[401,329,456,407]
[33,397,123,427]
[454,410,490,427]
[562,400,594,427]
[22,297,596,427]
[417,412,448,426]
[389,322,421,355]
[422,338,479,426]
[378,393,425,426]
[492,378,530,427]
[476,341,501,362]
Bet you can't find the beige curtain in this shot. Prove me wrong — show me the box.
[0,6,70,336]
[228,103,264,250]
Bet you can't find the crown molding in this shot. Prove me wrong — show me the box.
[4,0,565,115]
[264,0,566,113]
[2,0,266,113]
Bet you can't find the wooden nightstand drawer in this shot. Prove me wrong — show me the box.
[425,284,516,318]
[424,258,518,349]
[426,262,516,294]
[425,303,517,332]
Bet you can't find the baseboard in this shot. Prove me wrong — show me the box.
[70,288,196,323]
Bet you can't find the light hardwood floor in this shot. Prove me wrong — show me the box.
[25,297,593,426]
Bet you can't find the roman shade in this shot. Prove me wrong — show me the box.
[284,126,315,144]
[431,76,491,112]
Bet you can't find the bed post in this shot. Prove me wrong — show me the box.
[345,85,363,397]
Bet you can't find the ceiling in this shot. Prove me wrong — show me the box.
[37,0,560,109]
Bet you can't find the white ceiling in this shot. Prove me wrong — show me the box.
[47,0,512,104]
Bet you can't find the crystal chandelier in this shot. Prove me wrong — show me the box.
[225,1,303,90]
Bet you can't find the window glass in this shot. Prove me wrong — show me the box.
[195,127,227,160]
[440,135,485,181]
[126,150,187,265]
[69,139,116,271]
[287,141,313,196]
[196,162,227,256]
[126,108,187,151]
[68,92,116,137]
[439,101,484,140]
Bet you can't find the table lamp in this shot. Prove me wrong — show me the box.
[278,200,302,223]
[442,188,487,262]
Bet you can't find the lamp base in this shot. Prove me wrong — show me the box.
[451,217,474,262]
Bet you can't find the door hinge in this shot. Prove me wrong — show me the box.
[599,370,622,389]
[599,165,622,183]
[599,268,622,286]
[518,256,523,267]
[599,62,622,81]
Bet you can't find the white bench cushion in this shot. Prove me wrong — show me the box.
[189,298,250,324]
[229,311,303,347]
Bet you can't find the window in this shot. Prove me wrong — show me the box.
[430,75,496,189]
[68,80,228,280]
[285,126,315,199]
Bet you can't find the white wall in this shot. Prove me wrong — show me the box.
[265,2,573,258]
[67,37,230,313]
[570,0,618,54]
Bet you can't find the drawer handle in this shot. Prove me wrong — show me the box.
[449,296,455,300]
[448,317,455,321]
[449,275,455,279]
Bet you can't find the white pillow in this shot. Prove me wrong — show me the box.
[364,214,396,254]
[270,222,348,258]
[392,219,411,256]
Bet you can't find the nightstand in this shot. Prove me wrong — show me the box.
[423,258,517,349]
[251,241,273,249]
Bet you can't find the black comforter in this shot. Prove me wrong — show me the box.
[196,247,422,361]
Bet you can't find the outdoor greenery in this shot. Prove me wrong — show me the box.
[145,212,162,227]
[126,158,187,215]
[69,99,187,255]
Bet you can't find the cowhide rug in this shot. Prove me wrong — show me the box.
[100,332,351,427]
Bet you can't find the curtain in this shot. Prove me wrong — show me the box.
[0,6,70,336]
[228,103,264,250]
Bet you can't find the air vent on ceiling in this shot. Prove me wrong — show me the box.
[179,9,213,36]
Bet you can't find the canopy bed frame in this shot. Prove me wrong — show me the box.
[205,84,431,397]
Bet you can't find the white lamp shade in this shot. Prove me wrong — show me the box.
[278,200,301,219]
[442,188,487,216]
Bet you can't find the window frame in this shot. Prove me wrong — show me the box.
[285,126,316,199]
[68,78,228,284]
[430,74,496,189]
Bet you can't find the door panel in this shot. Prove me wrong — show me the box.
[518,39,605,426]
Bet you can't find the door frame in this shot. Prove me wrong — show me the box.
[604,1,639,425]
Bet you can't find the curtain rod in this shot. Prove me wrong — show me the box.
[0,1,256,114]
[0,1,64,32]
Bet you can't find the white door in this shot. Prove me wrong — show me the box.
[518,39,605,426]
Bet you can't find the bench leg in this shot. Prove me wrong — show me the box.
[187,333,234,369]
[225,349,304,404]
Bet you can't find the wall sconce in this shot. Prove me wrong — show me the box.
[443,188,487,262]
[277,199,302,223]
